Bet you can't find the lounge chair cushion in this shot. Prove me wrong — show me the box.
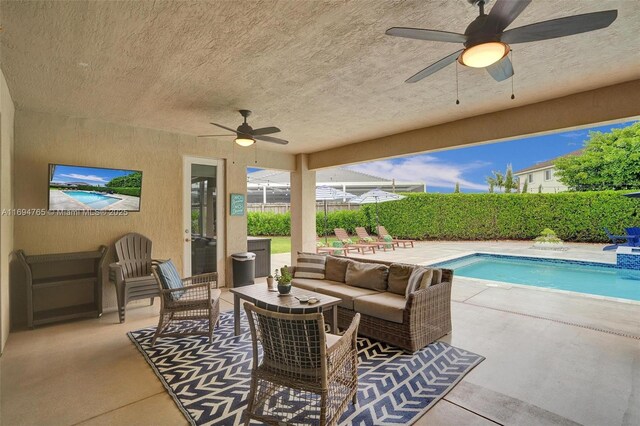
[325,256,351,283]
[345,261,389,291]
[313,283,379,310]
[291,278,343,292]
[387,263,414,295]
[406,267,433,297]
[353,292,406,324]
[156,260,184,301]
[294,252,326,279]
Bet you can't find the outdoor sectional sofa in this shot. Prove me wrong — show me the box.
[290,254,453,352]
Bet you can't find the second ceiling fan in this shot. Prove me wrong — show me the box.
[386,0,618,83]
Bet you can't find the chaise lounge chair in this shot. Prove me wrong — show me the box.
[334,228,377,254]
[355,227,395,251]
[377,225,416,248]
[603,227,637,251]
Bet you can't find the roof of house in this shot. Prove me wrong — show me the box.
[248,167,420,185]
[514,149,584,175]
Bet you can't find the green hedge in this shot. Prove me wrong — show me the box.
[370,191,639,243]
[70,185,141,197]
[248,212,291,236]
[248,191,640,242]
[247,209,367,237]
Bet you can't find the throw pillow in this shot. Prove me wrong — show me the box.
[387,263,414,296]
[294,252,326,279]
[156,260,185,301]
[325,256,351,283]
[345,261,389,291]
[418,269,435,291]
[382,234,394,249]
[405,267,433,298]
[431,268,443,286]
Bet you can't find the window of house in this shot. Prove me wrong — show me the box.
[528,174,533,183]
[544,170,552,181]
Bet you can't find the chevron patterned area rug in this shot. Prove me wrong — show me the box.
[129,312,483,426]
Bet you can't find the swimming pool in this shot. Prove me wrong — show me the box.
[63,190,120,209]
[432,254,640,302]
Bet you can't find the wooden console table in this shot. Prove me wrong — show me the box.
[17,247,108,328]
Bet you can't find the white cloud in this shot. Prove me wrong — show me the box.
[59,173,108,183]
[347,155,488,191]
[560,131,587,139]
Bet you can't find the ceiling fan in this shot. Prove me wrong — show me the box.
[386,0,618,83]
[199,110,288,146]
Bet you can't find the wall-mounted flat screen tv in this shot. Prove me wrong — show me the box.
[48,164,142,212]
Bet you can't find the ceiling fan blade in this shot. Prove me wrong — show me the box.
[486,56,514,82]
[385,27,466,43]
[405,49,463,83]
[488,0,531,33]
[254,135,289,145]
[210,122,240,134]
[251,126,281,136]
[198,134,234,137]
[501,10,618,44]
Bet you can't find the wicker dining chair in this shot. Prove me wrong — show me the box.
[243,302,360,426]
[109,233,161,323]
[151,260,220,345]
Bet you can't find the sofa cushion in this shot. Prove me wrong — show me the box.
[325,256,351,283]
[353,292,406,324]
[294,252,326,279]
[387,263,414,296]
[312,283,378,310]
[345,261,389,291]
[291,278,343,292]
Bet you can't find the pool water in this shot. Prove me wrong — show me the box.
[63,190,120,209]
[433,254,640,302]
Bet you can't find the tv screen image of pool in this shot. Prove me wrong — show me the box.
[48,164,142,211]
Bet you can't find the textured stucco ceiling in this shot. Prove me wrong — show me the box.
[1,0,639,154]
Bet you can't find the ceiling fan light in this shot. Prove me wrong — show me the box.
[234,136,255,147]
[460,42,509,68]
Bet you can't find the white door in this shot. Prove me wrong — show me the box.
[183,156,224,278]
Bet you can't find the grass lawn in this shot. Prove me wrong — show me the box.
[269,236,292,254]
[259,236,341,254]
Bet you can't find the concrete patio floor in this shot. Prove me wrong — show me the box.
[1,241,638,425]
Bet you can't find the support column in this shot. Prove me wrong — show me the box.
[290,154,316,265]
[225,160,248,287]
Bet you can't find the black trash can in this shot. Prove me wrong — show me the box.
[231,252,256,287]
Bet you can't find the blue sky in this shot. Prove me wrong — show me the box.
[51,165,135,186]
[346,120,638,193]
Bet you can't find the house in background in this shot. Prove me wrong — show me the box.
[514,149,583,193]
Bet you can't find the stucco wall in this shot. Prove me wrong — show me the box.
[11,110,294,328]
[1,68,15,353]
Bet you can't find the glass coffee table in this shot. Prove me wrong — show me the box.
[229,284,342,336]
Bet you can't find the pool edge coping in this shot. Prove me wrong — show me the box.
[429,252,640,306]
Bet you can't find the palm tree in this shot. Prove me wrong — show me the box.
[492,171,505,192]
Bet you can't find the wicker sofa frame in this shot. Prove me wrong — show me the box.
[291,256,453,353]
